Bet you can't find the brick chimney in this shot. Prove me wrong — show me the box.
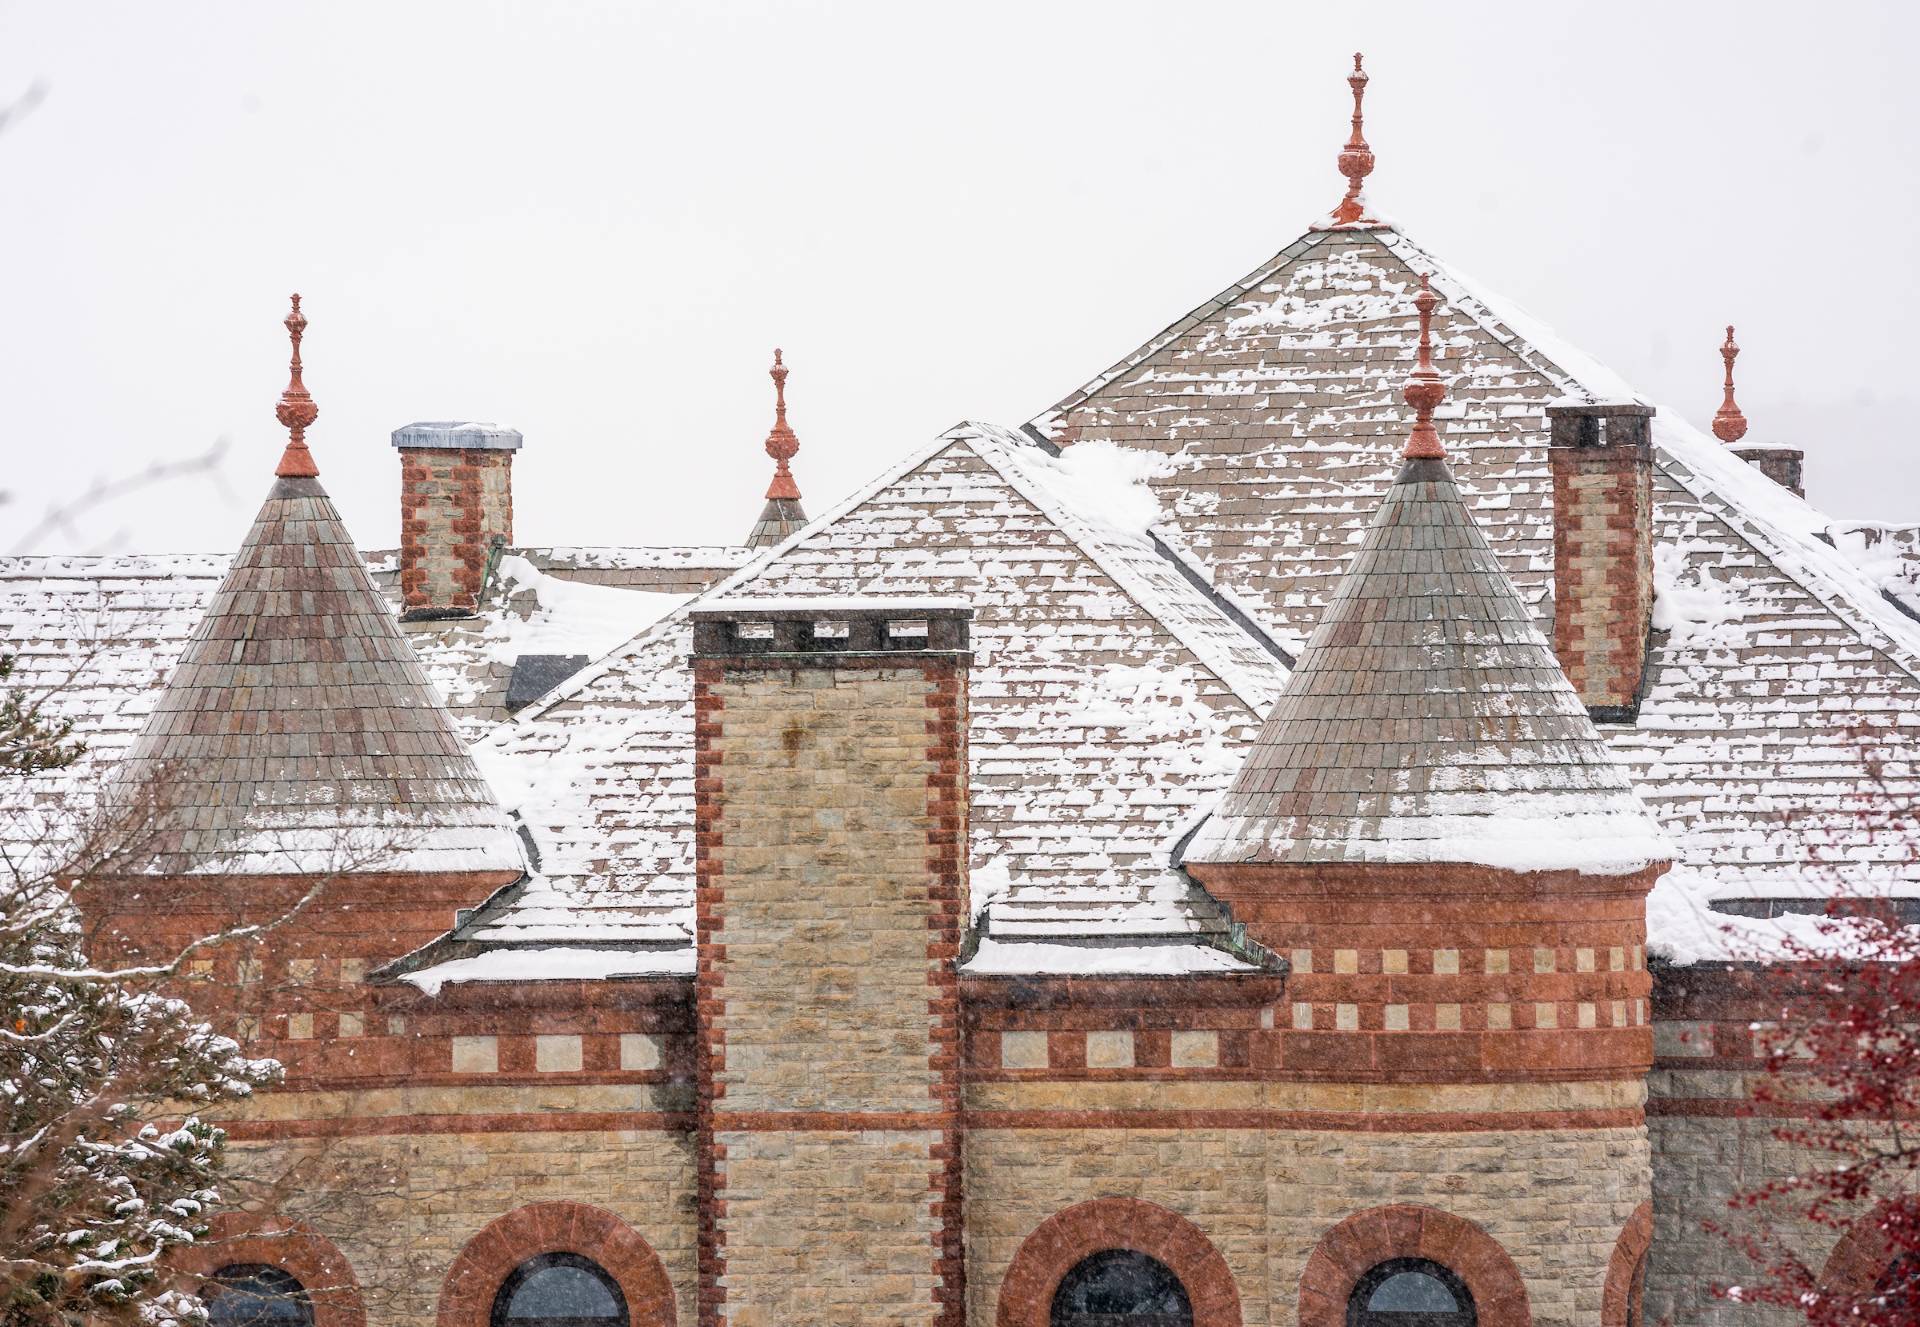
[392,421,522,620]
[691,600,970,1327]
[1548,400,1657,722]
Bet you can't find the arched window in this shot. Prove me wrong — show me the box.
[1347,1259,1474,1327]
[1625,1248,1648,1327]
[207,1264,314,1327]
[1051,1249,1194,1327]
[490,1253,629,1327]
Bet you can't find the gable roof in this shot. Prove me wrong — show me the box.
[1035,220,1920,954]
[463,422,1294,967]
[105,472,523,876]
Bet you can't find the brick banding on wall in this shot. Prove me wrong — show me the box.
[172,1213,366,1327]
[435,1201,676,1327]
[1297,1203,1530,1327]
[1600,1200,1654,1327]
[993,1197,1241,1327]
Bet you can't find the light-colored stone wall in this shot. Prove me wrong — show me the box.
[706,665,944,1116]
[967,1122,1649,1327]
[228,1120,695,1327]
[1647,1065,1859,1327]
[716,1130,942,1327]
[700,656,961,1327]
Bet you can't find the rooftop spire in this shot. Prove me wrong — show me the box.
[1711,324,1749,444]
[1401,274,1447,460]
[1329,52,1376,226]
[273,293,320,479]
[745,349,809,548]
[763,349,801,501]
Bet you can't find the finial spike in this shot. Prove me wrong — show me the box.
[1329,52,1376,227]
[274,293,320,479]
[1400,274,1448,460]
[1712,325,1748,444]
[763,348,801,502]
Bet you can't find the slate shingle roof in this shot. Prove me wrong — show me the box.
[103,473,524,876]
[1038,222,1920,929]
[1185,454,1667,874]
[465,423,1292,957]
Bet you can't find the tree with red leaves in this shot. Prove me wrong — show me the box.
[1711,895,1920,1326]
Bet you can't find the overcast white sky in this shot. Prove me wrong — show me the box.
[2,1,1916,556]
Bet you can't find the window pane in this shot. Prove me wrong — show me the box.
[1051,1249,1193,1325]
[1366,1270,1463,1312]
[208,1264,312,1327]
[499,1256,625,1323]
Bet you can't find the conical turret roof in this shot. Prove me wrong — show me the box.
[109,297,522,877]
[1185,280,1668,876]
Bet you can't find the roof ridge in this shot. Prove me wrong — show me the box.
[959,425,1290,713]
[1029,230,1339,434]
[1368,226,1920,685]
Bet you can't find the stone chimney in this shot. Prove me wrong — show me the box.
[1548,400,1657,722]
[392,421,522,620]
[1713,325,1805,499]
[691,600,970,1327]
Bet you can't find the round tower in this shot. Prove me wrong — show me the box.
[1183,277,1671,1327]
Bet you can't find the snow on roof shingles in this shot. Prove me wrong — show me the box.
[1038,223,1920,954]
[471,424,1294,957]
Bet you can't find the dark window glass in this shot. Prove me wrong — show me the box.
[491,1253,627,1327]
[1050,1249,1193,1327]
[1348,1259,1474,1327]
[207,1264,313,1327]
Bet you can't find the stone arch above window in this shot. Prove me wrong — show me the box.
[1600,1201,1654,1327]
[1297,1205,1528,1327]
[173,1214,364,1327]
[1817,1207,1920,1315]
[996,1197,1241,1327]
[437,1202,675,1327]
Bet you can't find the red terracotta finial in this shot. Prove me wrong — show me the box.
[762,348,802,502]
[1712,324,1749,444]
[1401,274,1447,460]
[273,293,320,479]
[1330,52,1376,226]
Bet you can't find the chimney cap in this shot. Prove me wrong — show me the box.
[1545,397,1656,419]
[390,421,524,451]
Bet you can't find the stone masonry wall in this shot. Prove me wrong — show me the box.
[694,632,967,1327]
[225,1118,694,1327]
[967,1121,1650,1327]
[399,448,513,617]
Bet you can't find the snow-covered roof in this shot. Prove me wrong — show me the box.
[12,221,1919,972]
[1037,221,1920,959]
[465,421,1294,970]
[1186,453,1670,875]
[103,472,524,877]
